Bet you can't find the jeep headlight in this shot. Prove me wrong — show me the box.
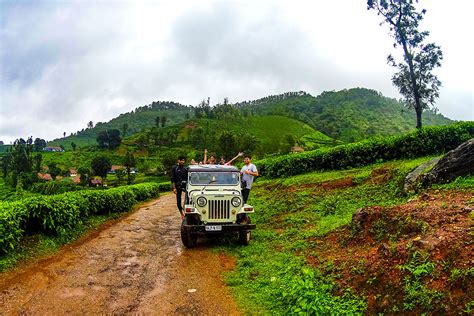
[196,196,207,207]
[231,197,242,207]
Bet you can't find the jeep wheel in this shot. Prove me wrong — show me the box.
[238,216,251,245]
[180,217,197,248]
[238,230,251,245]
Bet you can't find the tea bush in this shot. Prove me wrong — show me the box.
[0,182,169,254]
[258,122,474,178]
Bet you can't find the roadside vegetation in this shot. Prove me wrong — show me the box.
[0,182,171,270]
[222,157,473,314]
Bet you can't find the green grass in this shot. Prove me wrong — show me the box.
[215,156,471,314]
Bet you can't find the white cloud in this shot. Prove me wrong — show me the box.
[1,0,472,143]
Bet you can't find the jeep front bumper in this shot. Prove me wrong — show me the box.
[182,223,256,234]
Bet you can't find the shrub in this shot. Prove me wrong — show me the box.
[0,201,28,254]
[0,182,165,254]
[258,122,474,178]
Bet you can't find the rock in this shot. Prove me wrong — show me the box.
[377,243,391,258]
[352,208,369,231]
[413,236,440,251]
[403,157,441,193]
[423,138,474,185]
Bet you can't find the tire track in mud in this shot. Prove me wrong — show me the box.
[0,193,241,315]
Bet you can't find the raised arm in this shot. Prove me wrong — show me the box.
[203,148,208,164]
[226,152,243,165]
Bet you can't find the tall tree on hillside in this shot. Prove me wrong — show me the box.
[155,116,160,128]
[34,153,42,173]
[91,155,111,179]
[87,121,94,129]
[160,116,167,128]
[122,123,129,137]
[8,137,35,186]
[96,129,122,149]
[71,142,77,151]
[33,138,47,152]
[124,151,136,185]
[367,0,443,128]
[218,131,238,159]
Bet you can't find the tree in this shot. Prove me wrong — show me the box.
[87,121,94,129]
[33,138,47,152]
[8,138,34,187]
[285,134,297,151]
[124,151,136,185]
[96,129,122,149]
[34,153,42,173]
[122,123,129,137]
[78,166,91,185]
[155,116,160,128]
[48,162,61,179]
[91,155,111,179]
[367,0,443,128]
[161,116,167,128]
[218,131,238,159]
[63,132,66,138]
[71,142,77,151]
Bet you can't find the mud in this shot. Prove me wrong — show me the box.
[0,193,241,315]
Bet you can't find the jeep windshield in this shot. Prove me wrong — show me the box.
[189,172,240,185]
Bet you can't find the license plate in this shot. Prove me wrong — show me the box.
[205,225,222,232]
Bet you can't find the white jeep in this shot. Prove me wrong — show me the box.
[180,164,256,248]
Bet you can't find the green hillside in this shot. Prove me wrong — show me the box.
[48,87,454,150]
[126,115,334,160]
[48,101,193,150]
[235,88,453,142]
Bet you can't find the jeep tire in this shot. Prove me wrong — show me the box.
[180,217,198,248]
[238,230,251,245]
[238,215,251,245]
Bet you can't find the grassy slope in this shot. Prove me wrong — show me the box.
[48,107,192,150]
[190,115,331,149]
[220,157,473,314]
[237,88,453,142]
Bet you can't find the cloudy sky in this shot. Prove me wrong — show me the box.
[1,0,472,144]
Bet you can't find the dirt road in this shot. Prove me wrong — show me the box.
[0,193,241,315]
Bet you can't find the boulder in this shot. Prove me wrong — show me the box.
[403,157,441,193]
[351,208,369,231]
[423,138,474,185]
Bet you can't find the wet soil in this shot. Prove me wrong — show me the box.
[0,193,241,315]
[307,189,474,314]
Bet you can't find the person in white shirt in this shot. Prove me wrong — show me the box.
[240,155,258,203]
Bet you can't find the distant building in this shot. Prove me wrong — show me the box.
[43,146,64,152]
[90,177,102,186]
[108,165,125,174]
[37,173,52,181]
[291,146,305,153]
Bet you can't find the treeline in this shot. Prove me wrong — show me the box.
[258,122,474,178]
[0,182,171,255]
[234,91,310,107]
[236,88,452,142]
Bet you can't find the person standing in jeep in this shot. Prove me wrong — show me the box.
[240,155,258,204]
[172,156,188,219]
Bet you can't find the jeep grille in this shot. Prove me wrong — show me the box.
[209,200,230,220]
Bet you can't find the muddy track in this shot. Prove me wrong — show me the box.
[0,194,241,315]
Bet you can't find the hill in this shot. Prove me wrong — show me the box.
[48,101,193,149]
[124,115,334,160]
[48,87,453,149]
[235,88,453,142]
